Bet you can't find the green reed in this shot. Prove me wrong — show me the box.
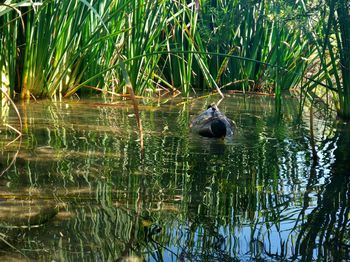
[329,0,350,119]
[1,0,347,110]
[0,1,22,98]
[192,0,314,104]
[298,0,350,120]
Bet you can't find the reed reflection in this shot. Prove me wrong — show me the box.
[0,97,347,261]
[294,123,350,261]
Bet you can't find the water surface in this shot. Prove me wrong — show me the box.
[0,95,349,261]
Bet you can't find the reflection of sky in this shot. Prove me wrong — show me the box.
[152,204,317,261]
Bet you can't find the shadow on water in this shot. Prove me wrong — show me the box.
[0,96,348,261]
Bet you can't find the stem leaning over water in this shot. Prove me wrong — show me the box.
[1,87,22,136]
[0,87,23,176]
[119,60,144,154]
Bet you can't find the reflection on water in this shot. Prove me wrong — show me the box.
[0,95,349,261]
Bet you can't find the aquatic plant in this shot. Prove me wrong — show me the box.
[296,0,350,119]
[321,0,350,119]
[0,0,314,99]
[0,0,349,121]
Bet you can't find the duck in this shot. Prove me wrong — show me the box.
[190,105,235,138]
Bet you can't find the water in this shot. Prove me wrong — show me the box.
[0,95,349,261]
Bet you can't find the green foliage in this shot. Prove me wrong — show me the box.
[331,0,350,118]
[0,0,349,117]
[0,0,314,99]
[197,1,313,93]
[297,0,350,119]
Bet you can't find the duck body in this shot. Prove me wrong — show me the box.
[190,105,234,138]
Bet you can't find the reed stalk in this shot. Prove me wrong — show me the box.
[335,0,350,119]
[0,0,345,107]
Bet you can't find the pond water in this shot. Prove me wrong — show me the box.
[0,95,349,261]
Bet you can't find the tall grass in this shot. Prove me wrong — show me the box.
[197,1,313,93]
[330,0,350,119]
[1,1,304,97]
[0,1,25,98]
[299,0,350,119]
[19,0,123,98]
[0,0,348,118]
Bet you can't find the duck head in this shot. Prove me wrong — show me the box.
[210,118,227,138]
[197,118,227,138]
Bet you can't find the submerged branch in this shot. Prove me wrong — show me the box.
[4,124,21,137]
[1,88,23,136]
[0,87,23,177]
[0,135,22,177]
[0,232,28,259]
